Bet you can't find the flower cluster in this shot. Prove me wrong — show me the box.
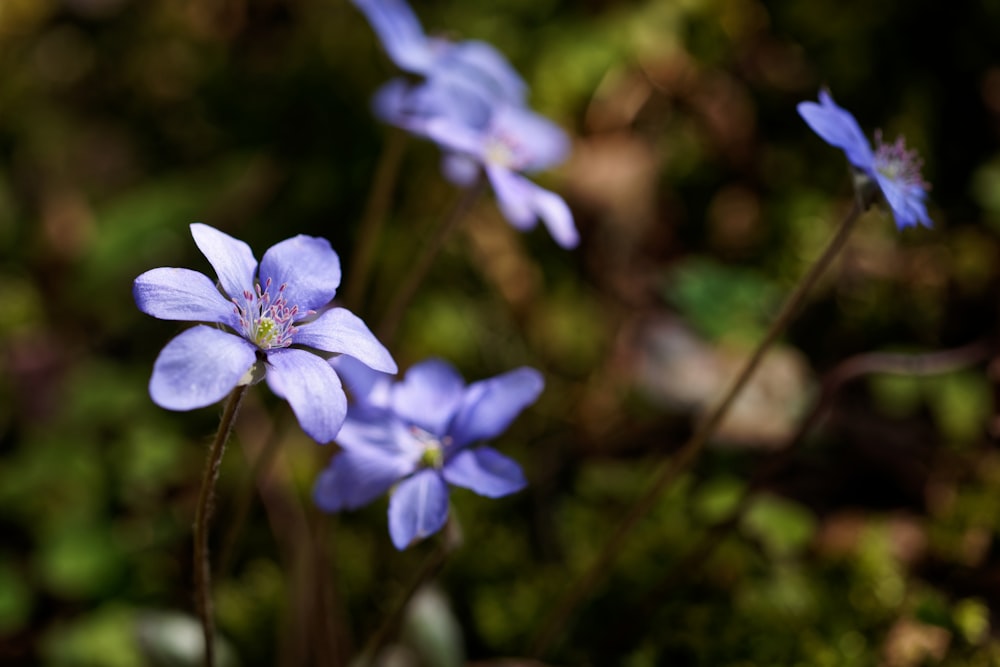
[315,356,544,549]
[353,0,579,248]
[798,89,932,230]
[133,223,397,443]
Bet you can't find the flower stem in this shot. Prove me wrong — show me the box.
[529,199,864,658]
[344,128,409,313]
[194,385,249,667]
[376,176,487,346]
[358,515,461,665]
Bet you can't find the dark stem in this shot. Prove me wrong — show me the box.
[344,129,408,313]
[622,338,992,636]
[194,384,249,667]
[359,515,461,664]
[529,199,864,658]
[376,176,487,346]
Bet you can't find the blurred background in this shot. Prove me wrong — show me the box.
[2,0,1000,664]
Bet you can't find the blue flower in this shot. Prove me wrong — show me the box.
[798,89,932,229]
[352,0,526,109]
[353,0,579,248]
[314,357,544,549]
[133,223,397,443]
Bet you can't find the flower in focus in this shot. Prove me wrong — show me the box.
[314,357,544,549]
[133,223,397,443]
[798,89,932,229]
[353,0,579,248]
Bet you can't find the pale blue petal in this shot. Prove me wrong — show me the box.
[189,223,257,300]
[258,235,342,313]
[388,469,449,549]
[434,40,527,107]
[391,359,466,436]
[449,367,543,447]
[293,308,397,374]
[876,175,933,229]
[352,0,435,73]
[443,447,526,498]
[149,326,256,411]
[331,355,394,408]
[486,166,538,230]
[441,153,481,187]
[265,348,347,443]
[134,267,238,327]
[313,446,415,511]
[797,90,874,171]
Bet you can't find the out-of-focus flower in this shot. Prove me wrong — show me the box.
[314,357,543,549]
[798,89,932,229]
[353,0,526,109]
[425,103,578,248]
[353,0,579,247]
[133,223,397,443]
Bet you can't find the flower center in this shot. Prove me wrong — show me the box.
[410,426,451,469]
[484,128,526,169]
[233,278,299,350]
[873,130,929,190]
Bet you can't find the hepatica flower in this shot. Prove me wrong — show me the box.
[314,358,544,549]
[798,89,932,229]
[133,223,397,443]
[353,0,579,248]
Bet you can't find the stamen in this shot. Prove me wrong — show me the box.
[232,281,300,349]
[873,130,930,190]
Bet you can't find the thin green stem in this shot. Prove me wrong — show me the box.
[376,177,487,346]
[529,199,864,658]
[194,385,249,667]
[344,129,409,313]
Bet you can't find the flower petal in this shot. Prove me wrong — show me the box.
[134,267,238,326]
[876,175,933,230]
[313,445,415,512]
[331,355,395,408]
[449,367,544,447]
[797,90,874,171]
[441,153,482,187]
[443,447,526,498]
[265,348,348,443]
[526,182,579,248]
[352,0,435,73]
[190,223,257,300]
[391,359,466,436]
[149,326,256,411]
[486,165,536,230]
[293,308,397,374]
[434,40,527,107]
[258,235,342,312]
[388,469,449,550]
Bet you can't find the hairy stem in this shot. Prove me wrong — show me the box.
[529,199,864,658]
[194,385,249,667]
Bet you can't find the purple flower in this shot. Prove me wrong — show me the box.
[798,89,932,229]
[424,102,578,248]
[352,0,526,108]
[133,223,397,443]
[353,0,578,248]
[314,357,544,549]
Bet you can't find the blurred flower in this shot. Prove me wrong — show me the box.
[133,223,397,443]
[798,89,932,229]
[314,357,543,549]
[353,0,579,248]
[352,0,526,108]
